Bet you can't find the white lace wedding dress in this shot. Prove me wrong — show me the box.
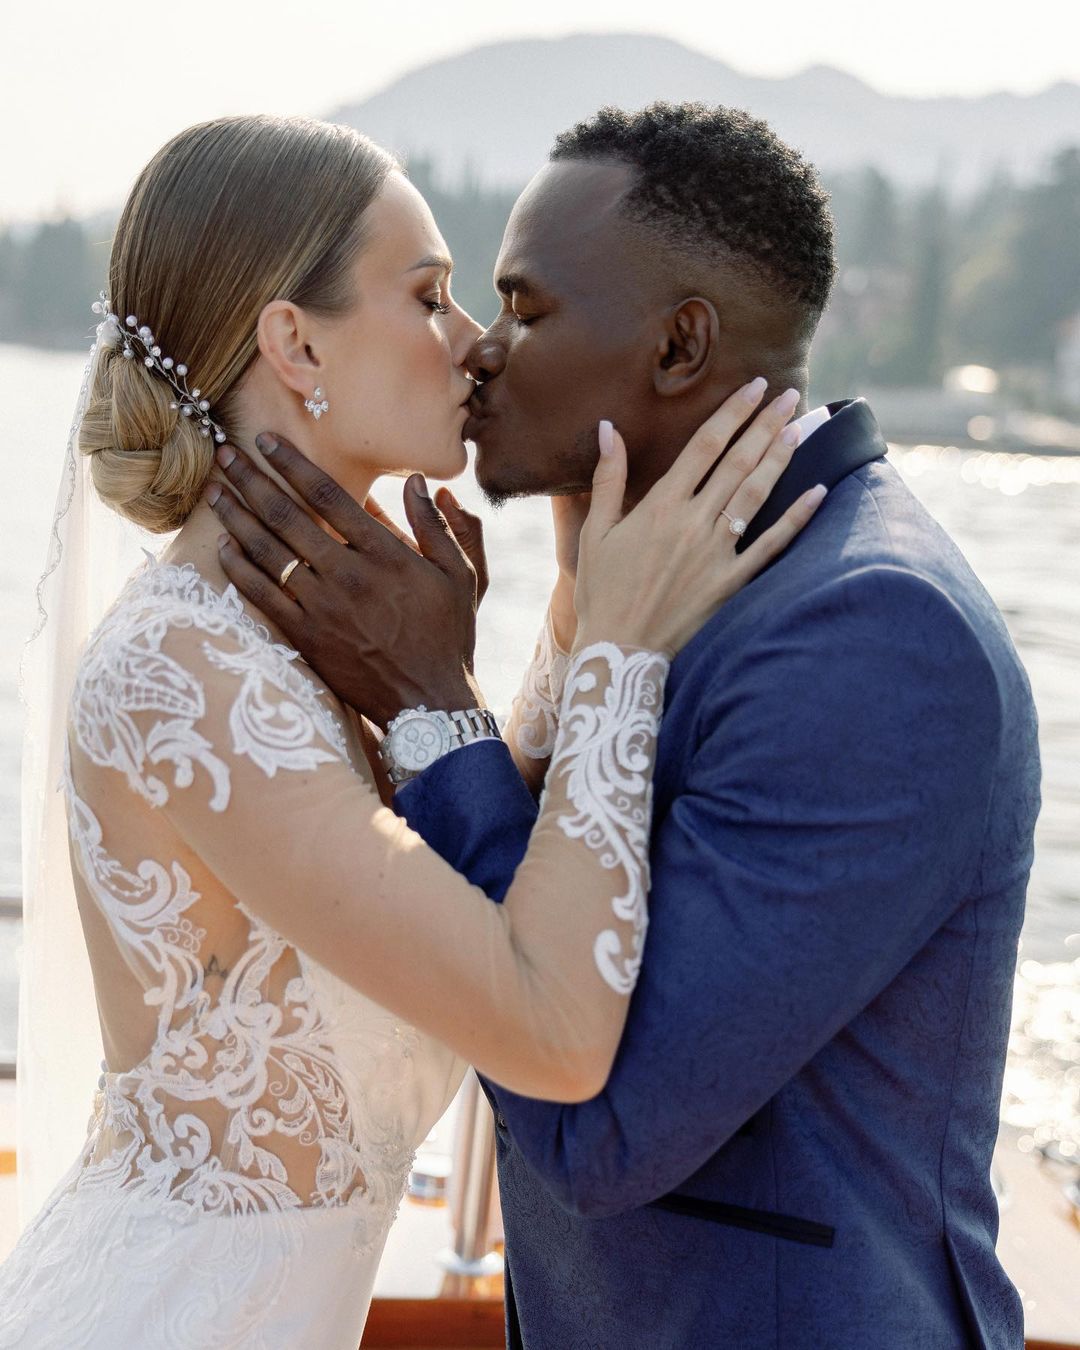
[0,560,467,1347]
[1,546,667,1348]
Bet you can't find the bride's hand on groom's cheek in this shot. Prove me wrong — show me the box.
[548,492,591,650]
[206,433,489,728]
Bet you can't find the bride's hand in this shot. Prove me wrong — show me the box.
[574,383,825,658]
[552,492,591,584]
[546,494,589,650]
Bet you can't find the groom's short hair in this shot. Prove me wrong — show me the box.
[551,102,836,322]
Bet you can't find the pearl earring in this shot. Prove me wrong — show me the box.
[304,386,330,420]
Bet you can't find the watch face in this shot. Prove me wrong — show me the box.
[388,711,452,773]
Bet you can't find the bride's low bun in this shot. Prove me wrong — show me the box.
[80,346,215,533]
[80,114,396,533]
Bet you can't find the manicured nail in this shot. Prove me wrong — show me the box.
[598,419,614,456]
[205,482,221,505]
[804,484,827,509]
[741,376,767,403]
[413,474,430,499]
[255,432,278,456]
[216,445,235,468]
[217,532,230,549]
[781,423,802,448]
[775,387,800,417]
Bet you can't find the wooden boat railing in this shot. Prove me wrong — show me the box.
[358,1304,1078,1349]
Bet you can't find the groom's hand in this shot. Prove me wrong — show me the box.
[207,433,489,728]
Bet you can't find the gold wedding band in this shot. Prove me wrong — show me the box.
[720,509,748,538]
[279,558,302,588]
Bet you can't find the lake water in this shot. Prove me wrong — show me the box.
[1,343,1077,1157]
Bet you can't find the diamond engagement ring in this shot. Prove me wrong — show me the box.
[720,510,747,538]
[279,558,302,588]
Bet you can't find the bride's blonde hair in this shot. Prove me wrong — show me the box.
[80,115,395,532]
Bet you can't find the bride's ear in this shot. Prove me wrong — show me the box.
[256,301,324,398]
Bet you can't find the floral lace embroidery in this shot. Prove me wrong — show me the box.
[549,642,669,995]
[60,559,419,1221]
[71,559,347,811]
[510,608,571,760]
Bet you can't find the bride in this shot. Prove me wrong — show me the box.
[2,114,818,1346]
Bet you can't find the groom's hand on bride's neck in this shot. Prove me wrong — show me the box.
[206,433,489,728]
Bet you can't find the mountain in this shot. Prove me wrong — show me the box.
[329,33,1080,192]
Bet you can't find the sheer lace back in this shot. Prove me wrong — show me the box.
[62,559,458,1224]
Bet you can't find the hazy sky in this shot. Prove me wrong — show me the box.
[6,0,1077,221]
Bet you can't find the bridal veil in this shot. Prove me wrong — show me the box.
[19,317,155,1221]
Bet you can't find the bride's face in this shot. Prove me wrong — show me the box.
[311,172,481,483]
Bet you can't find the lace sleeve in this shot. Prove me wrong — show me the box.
[85,582,668,1103]
[504,607,572,794]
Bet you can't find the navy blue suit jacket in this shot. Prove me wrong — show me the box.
[395,401,1040,1349]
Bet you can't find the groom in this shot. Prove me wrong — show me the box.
[210,104,1039,1347]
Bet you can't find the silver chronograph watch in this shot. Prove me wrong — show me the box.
[379,706,502,786]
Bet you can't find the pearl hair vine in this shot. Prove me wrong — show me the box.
[91,292,227,444]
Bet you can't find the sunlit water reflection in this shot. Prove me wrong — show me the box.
[893,443,1080,1163]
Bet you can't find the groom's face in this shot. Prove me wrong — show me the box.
[464,160,661,503]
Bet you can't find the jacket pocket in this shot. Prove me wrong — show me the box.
[647,1192,835,1248]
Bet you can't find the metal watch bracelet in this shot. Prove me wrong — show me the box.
[379,705,501,785]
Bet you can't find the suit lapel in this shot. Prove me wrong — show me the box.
[738,398,888,551]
